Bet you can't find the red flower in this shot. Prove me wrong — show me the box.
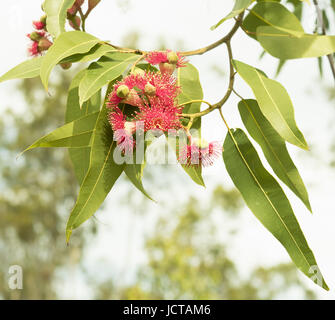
[33,21,45,30]
[107,74,147,109]
[146,50,187,68]
[108,108,136,153]
[107,69,185,152]
[27,31,52,57]
[179,139,222,167]
[135,102,182,132]
[107,72,180,110]
[28,41,40,57]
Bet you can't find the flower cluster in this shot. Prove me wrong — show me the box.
[107,69,182,152]
[27,16,52,57]
[107,51,220,167]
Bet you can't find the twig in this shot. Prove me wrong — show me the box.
[312,0,335,83]
[105,12,244,58]
[179,40,237,119]
[78,7,86,32]
[182,12,244,56]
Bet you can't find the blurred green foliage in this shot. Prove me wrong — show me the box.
[95,186,315,300]
[0,70,95,299]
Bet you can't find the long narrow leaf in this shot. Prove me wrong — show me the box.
[22,112,99,153]
[66,85,124,242]
[0,57,43,83]
[233,59,308,150]
[66,69,102,184]
[43,0,76,38]
[238,99,311,211]
[40,31,100,90]
[223,128,328,290]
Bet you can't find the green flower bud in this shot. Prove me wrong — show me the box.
[60,62,72,70]
[167,51,179,64]
[40,15,47,25]
[144,83,156,96]
[116,85,130,99]
[131,67,145,76]
[29,32,42,42]
[159,62,176,75]
[38,38,53,51]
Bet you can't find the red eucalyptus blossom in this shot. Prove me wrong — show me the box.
[108,108,136,153]
[179,139,222,167]
[33,20,45,30]
[27,31,52,57]
[146,50,187,74]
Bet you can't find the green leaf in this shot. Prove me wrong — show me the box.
[211,0,254,30]
[332,0,335,11]
[243,1,304,39]
[177,63,203,130]
[78,52,138,106]
[233,60,308,150]
[0,57,43,83]
[124,143,154,201]
[238,99,311,211]
[124,164,154,201]
[256,26,335,59]
[22,112,99,153]
[166,136,205,187]
[223,128,328,290]
[66,87,125,242]
[317,56,323,78]
[176,63,205,187]
[66,69,102,184]
[61,43,116,64]
[43,0,76,38]
[40,31,100,90]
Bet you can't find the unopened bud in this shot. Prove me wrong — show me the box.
[67,7,77,16]
[68,0,84,15]
[38,38,53,51]
[60,62,72,70]
[159,62,176,75]
[29,31,43,42]
[144,83,156,96]
[33,21,45,30]
[131,67,145,76]
[88,0,101,10]
[167,51,179,64]
[69,16,81,30]
[117,85,130,99]
[40,15,47,25]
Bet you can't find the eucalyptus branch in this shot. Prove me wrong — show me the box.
[312,0,335,82]
[218,107,231,132]
[181,12,244,57]
[78,7,86,32]
[179,40,236,119]
[105,12,244,57]
[130,54,146,72]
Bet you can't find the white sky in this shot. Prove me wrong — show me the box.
[1,0,335,299]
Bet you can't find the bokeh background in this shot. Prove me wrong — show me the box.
[0,0,334,299]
